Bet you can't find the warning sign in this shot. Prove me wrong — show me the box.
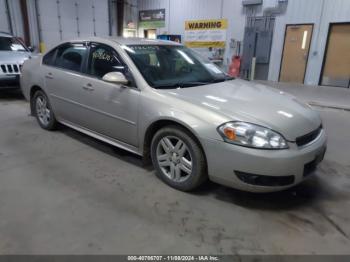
[184,19,228,48]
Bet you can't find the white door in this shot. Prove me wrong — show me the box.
[36,0,109,51]
[0,0,10,33]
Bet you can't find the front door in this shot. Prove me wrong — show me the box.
[80,43,140,147]
[321,23,350,88]
[280,24,313,84]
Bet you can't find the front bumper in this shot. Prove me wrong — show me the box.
[201,130,327,193]
[0,75,20,89]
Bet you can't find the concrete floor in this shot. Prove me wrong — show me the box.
[0,89,350,255]
[259,81,350,111]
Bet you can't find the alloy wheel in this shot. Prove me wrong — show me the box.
[35,95,51,127]
[156,136,193,183]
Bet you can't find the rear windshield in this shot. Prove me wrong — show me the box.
[0,37,27,52]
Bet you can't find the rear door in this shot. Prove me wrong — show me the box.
[43,42,92,127]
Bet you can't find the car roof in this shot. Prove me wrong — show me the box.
[69,36,182,46]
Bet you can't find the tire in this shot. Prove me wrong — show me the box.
[151,125,207,191]
[32,90,57,130]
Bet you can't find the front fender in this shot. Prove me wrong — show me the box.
[138,89,227,153]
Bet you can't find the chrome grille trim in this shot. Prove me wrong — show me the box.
[0,63,21,75]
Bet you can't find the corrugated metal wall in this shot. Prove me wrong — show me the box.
[137,0,350,86]
[268,0,325,84]
[138,0,238,64]
[138,0,224,36]
[2,0,349,85]
[269,0,350,85]
[308,0,350,85]
[221,0,245,66]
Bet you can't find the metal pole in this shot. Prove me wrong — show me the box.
[220,0,224,18]
[250,57,256,81]
[108,0,113,36]
[92,3,96,36]
[116,0,124,36]
[168,0,171,33]
[34,0,44,53]
[314,0,326,51]
[19,0,31,46]
[56,0,63,40]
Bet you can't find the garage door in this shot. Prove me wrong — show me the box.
[0,0,10,33]
[321,23,350,88]
[36,0,110,51]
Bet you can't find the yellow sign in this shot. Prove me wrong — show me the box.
[185,41,226,48]
[185,19,228,31]
[184,19,228,48]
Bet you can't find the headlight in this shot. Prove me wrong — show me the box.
[217,122,288,149]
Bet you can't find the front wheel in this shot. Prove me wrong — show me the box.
[33,90,57,130]
[151,126,207,191]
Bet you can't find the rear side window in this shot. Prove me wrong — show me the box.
[87,43,125,78]
[54,43,87,73]
[42,49,56,66]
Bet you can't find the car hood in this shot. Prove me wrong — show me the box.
[163,79,321,141]
[0,51,31,64]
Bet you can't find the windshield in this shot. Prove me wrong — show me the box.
[123,44,232,89]
[0,37,27,52]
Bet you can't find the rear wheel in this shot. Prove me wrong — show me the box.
[151,126,207,191]
[33,90,57,130]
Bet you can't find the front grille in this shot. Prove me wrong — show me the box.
[235,171,295,187]
[296,125,322,147]
[0,63,21,75]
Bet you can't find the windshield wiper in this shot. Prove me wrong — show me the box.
[209,76,235,83]
[153,82,209,89]
[153,77,234,89]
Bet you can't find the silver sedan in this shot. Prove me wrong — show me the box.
[20,37,327,192]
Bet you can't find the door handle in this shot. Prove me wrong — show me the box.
[45,73,53,79]
[82,83,94,91]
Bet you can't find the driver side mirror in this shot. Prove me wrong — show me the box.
[102,72,129,85]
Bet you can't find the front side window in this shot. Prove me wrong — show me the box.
[87,43,125,78]
[0,37,27,52]
[123,45,232,89]
[54,43,87,72]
